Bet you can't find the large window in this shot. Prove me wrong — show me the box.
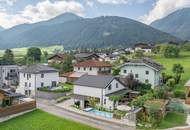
[123,70,127,74]
[135,74,139,78]
[146,71,149,75]
[25,82,27,87]
[41,82,44,87]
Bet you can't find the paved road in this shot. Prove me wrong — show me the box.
[37,99,135,130]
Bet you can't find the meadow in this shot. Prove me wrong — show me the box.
[0,109,98,130]
[153,51,190,92]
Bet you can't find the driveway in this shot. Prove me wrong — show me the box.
[37,99,135,130]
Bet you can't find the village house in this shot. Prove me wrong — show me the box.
[48,53,67,64]
[73,75,128,110]
[119,58,163,88]
[0,65,19,87]
[16,64,59,97]
[134,43,153,53]
[75,53,101,62]
[73,60,112,75]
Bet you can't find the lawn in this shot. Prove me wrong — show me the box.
[0,109,98,130]
[153,51,190,92]
[0,45,64,58]
[158,112,187,129]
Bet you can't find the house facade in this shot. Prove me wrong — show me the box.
[0,65,19,87]
[73,60,112,75]
[73,75,128,110]
[134,43,152,53]
[119,58,163,88]
[48,53,67,64]
[16,64,59,97]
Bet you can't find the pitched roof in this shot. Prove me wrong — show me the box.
[74,60,112,67]
[75,53,99,58]
[48,53,66,60]
[185,79,190,87]
[120,58,163,71]
[74,75,114,88]
[19,64,58,74]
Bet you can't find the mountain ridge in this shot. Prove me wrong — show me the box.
[0,13,180,49]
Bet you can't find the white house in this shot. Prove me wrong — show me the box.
[119,58,163,88]
[73,60,112,75]
[134,43,153,53]
[16,64,59,97]
[0,65,19,87]
[73,75,128,110]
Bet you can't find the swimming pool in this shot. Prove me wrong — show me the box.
[87,109,113,118]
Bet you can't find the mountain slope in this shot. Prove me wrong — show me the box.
[151,8,190,40]
[0,14,180,49]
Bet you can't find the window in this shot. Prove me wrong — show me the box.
[29,83,31,87]
[135,74,138,78]
[28,90,31,96]
[25,82,27,87]
[123,70,127,74]
[52,81,57,87]
[145,79,149,83]
[41,82,44,87]
[104,99,106,104]
[116,83,118,88]
[84,67,86,71]
[25,90,28,95]
[23,73,25,77]
[108,84,112,90]
[89,67,92,71]
[78,67,80,70]
[146,71,149,75]
[41,74,44,78]
[10,69,15,73]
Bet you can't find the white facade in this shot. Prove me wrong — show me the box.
[74,79,126,110]
[73,66,111,75]
[120,63,161,88]
[135,47,152,53]
[17,72,59,97]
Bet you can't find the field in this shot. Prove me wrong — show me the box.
[0,45,64,58]
[153,51,190,92]
[0,109,98,130]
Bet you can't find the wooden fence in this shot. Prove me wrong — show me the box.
[0,101,36,117]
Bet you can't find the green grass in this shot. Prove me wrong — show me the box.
[0,109,98,130]
[0,45,64,58]
[158,112,187,129]
[153,51,190,92]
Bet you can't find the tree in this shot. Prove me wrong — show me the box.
[43,51,48,63]
[88,97,99,108]
[61,55,73,73]
[163,45,180,58]
[172,64,184,84]
[112,68,120,76]
[109,95,123,109]
[134,50,144,58]
[27,47,42,63]
[2,49,15,65]
[123,73,139,90]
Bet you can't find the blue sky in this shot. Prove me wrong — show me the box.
[0,0,189,28]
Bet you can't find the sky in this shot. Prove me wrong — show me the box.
[0,0,190,28]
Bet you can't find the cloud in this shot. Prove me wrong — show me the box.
[86,0,94,7]
[141,0,190,24]
[96,0,148,4]
[0,0,17,6]
[0,0,84,28]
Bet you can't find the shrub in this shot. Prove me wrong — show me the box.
[173,90,186,99]
[113,110,127,119]
[166,78,176,88]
